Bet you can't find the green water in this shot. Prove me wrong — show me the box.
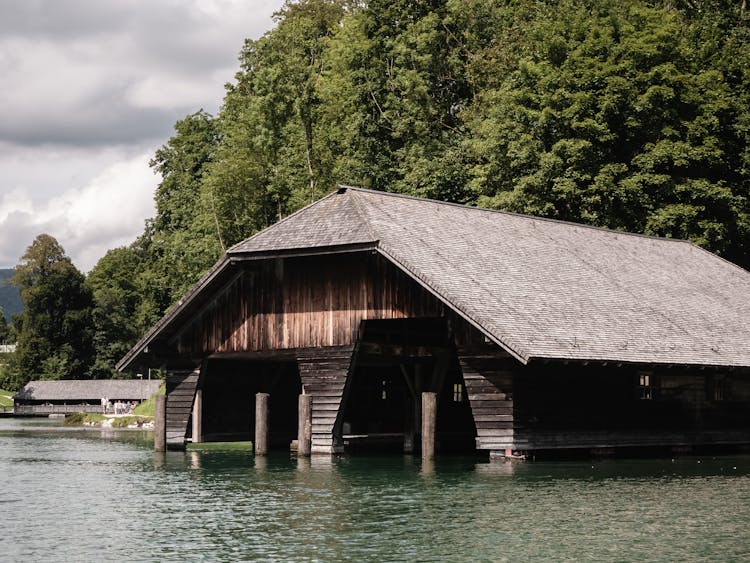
[1,418,749,562]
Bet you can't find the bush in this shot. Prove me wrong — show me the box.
[110,416,150,428]
[64,412,106,425]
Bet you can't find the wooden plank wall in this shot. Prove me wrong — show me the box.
[511,429,750,451]
[296,345,355,454]
[176,253,482,357]
[511,365,750,452]
[165,367,201,449]
[459,348,517,453]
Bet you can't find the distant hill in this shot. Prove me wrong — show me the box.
[0,269,22,322]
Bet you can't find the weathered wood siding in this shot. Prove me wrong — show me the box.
[459,347,517,452]
[297,346,355,454]
[165,367,201,449]
[175,253,480,356]
[512,364,750,451]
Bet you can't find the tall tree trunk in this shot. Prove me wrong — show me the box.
[304,120,316,204]
[207,187,226,252]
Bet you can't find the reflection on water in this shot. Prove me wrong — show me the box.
[2,418,750,561]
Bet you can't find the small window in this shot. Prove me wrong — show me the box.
[639,373,653,400]
[453,383,463,403]
[381,380,387,401]
[709,377,728,402]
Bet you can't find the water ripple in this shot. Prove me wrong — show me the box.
[2,419,750,561]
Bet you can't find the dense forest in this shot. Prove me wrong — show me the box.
[2,0,749,390]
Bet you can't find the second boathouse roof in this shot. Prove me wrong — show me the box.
[15,379,162,402]
[119,186,750,370]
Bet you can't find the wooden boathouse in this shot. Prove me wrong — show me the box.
[118,186,750,458]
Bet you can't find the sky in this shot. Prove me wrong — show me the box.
[0,0,286,272]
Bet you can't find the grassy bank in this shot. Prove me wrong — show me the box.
[64,412,107,425]
[132,382,165,417]
[64,412,153,428]
[0,388,13,409]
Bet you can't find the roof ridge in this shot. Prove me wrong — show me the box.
[342,185,692,246]
[347,187,379,242]
[227,189,343,254]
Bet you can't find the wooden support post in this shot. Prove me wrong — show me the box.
[422,391,437,461]
[191,388,202,444]
[154,395,166,452]
[414,365,424,442]
[400,364,415,453]
[255,392,269,456]
[298,394,312,457]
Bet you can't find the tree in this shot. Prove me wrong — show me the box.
[320,0,474,201]
[10,235,94,389]
[462,0,750,265]
[87,246,144,379]
[0,308,9,344]
[148,110,223,304]
[201,0,349,249]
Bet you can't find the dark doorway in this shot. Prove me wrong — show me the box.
[198,358,301,448]
[339,318,476,454]
[341,364,409,451]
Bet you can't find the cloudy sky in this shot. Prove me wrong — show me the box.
[0,0,285,271]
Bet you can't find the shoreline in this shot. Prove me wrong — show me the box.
[65,412,155,430]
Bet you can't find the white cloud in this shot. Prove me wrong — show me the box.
[0,0,286,271]
[0,151,157,272]
[0,0,284,146]
[125,72,227,111]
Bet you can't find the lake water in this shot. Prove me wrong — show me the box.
[1,418,750,562]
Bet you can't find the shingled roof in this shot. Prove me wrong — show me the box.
[15,379,162,402]
[120,186,750,369]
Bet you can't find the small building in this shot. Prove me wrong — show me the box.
[118,186,750,457]
[14,379,161,415]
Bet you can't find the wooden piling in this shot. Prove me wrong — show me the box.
[422,391,437,461]
[255,392,269,456]
[191,388,202,444]
[298,394,312,457]
[154,395,166,452]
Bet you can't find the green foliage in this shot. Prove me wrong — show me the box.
[462,0,749,262]
[0,364,12,394]
[202,0,350,248]
[110,415,151,428]
[319,0,474,201]
[0,311,9,344]
[86,247,146,379]
[64,412,106,425]
[0,389,13,408]
[10,235,94,390]
[147,110,223,297]
[132,383,165,417]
